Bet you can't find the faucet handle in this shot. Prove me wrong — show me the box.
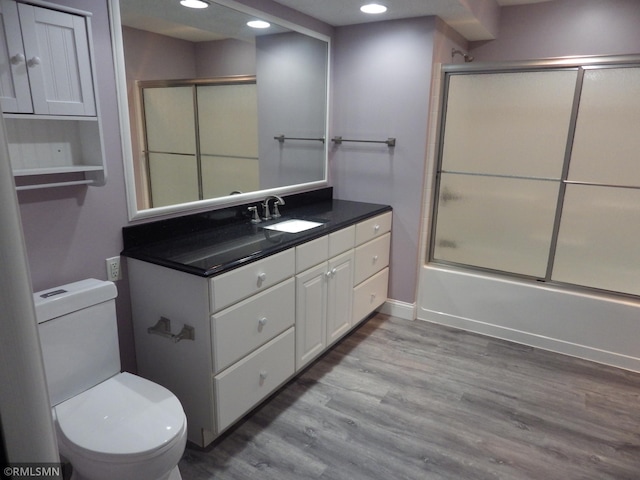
[248,206,261,223]
[262,202,271,221]
[272,200,282,218]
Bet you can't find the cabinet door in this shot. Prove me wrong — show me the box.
[0,0,31,113]
[18,3,95,115]
[295,262,327,371]
[326,250,354,345]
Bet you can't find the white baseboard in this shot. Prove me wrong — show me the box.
[379,299,416,321]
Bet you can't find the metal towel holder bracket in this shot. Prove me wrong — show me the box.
[148,317,195,343]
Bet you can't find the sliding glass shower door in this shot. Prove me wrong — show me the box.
[430,62,640,297]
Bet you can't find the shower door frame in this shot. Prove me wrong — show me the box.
[426,54,640,299]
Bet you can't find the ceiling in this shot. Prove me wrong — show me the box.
[119,0,554,43]
[272,0,554,40]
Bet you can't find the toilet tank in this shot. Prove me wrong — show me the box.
[34,279,120,406]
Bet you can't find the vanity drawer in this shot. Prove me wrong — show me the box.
[355,211,392,246]
[353,267,389,325]
[354,232,390,285]
[296,235,328,273]
[210,249,295,312]
[329,225,355,257]
[212,278,294,373]
[214,327,295,433]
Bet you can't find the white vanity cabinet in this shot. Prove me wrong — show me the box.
[209,251,296,434]
[127,210,392,447]
[128,249,296,447]
[295,227,355,370]
[0,0,105,188]
[353,211,392,324]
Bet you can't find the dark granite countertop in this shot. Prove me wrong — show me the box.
[122,189,391,277]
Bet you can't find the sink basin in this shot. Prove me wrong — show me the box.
[262,219,324,234]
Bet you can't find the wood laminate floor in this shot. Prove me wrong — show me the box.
[178,314,640,480]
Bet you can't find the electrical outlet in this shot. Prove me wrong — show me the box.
[106,256,122,281]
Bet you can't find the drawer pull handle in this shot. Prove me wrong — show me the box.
[257,272,267,284]
[370,293,377,301]
[374,224,380,232]
[259,370,268,381]
[373,255,379,263]
[147,317,195,343]
[258,317,268,329]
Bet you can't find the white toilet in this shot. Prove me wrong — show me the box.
[34,279,187,480]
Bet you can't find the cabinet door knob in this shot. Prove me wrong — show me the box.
[257,272,267,284]
[258,317,267,329]
[325,271,332,279]
[372,255,379,263]
[374,224,380,232]
[27,56,41,67]
[10,53,25,65]
[259,370,268,381]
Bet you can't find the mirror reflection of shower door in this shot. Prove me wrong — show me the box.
[142,86,199,207]
[197,83,259,199]
[140,79,259,207]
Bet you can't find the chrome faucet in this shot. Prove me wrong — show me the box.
[262,195,285,220]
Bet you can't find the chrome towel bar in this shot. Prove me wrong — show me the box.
[331,136,396,147]
[274,134,325,144]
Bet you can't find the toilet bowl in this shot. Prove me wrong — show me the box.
[34,279,187,480]
[53,373,186,480]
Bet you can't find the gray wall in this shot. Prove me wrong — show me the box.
[470,0,640,61]
[331,17,436,305]
[256,32,328,189]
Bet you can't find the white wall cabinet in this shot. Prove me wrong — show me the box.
[0,0,104,189]
[127,211,391,447]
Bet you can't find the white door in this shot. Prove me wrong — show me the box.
[326,250,354,345]
[295,262,327,370]
[0,0,32,113]
[18,3,95,115]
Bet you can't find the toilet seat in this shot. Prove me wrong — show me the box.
[54,372,186,461]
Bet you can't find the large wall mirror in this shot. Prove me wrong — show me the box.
[109,0,330,220]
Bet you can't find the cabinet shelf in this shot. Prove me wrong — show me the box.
[4,113,99,122]
[13,165,104,176]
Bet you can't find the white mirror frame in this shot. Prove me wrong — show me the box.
[108,0,331,221]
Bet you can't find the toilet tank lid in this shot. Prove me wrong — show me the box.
[34,279,117,323]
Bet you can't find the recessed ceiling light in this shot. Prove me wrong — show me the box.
[180,0,208,9]
[360,3,387,14]
[247,20,271,29]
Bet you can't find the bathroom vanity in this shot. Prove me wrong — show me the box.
[122,189,391,447]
